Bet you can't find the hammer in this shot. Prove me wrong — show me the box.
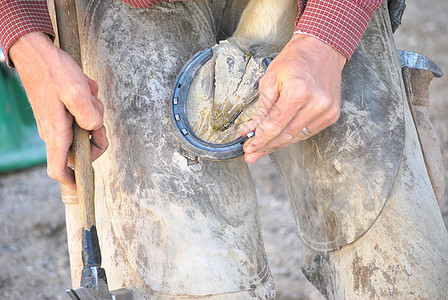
[398,50,445,205]
[51,0,132,299]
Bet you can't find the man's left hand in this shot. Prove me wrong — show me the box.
[242,34,346,163]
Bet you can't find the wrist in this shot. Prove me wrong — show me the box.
[290,34,346,70]
[9,32,57,71]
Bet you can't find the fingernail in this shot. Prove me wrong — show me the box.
[246,155,257,164]
[246,131,255,138]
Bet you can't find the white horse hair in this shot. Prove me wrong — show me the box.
[231,0,298,56]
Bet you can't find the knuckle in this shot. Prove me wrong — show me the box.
[95,97,104,109]
[280,130,295,144]
[287,77,311,99]
[65,85,87,104]
[75,105,103,131]
[287,94,305,107]
[84,118,103,131]
[36,125,46,142]
[89,78,99,90]
[328,110,341,125]
[314,95,332,112]
[259,73,276,87]
[257,95,272,114]
[269,105,283,119]
[293,135,306,142]
[324,103,341,125]
[47,166,62,181]
[256,106,269,119]
[263,119,283,136]
[296,83,311,99]
[329,104,341,119]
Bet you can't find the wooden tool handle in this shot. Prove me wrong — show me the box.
[54,0,101,267]
[54,0,96,231]
[72,123,95,230]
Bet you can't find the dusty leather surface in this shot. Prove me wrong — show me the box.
[61,1,448,299]
[270,4,406,252]
[300,99,448,299]
[185,4,408,254]
[78,0,275,298]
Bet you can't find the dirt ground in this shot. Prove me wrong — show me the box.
[1,1,447,299]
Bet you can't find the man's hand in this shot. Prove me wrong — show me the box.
[10,32,108,189]
[241,34,346,163]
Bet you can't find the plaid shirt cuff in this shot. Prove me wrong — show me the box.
[0,0,55,67]
[295,0,385,60]
[122,0,164,8]
[122,0,185,9]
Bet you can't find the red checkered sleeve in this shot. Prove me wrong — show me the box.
[0,0,55,67]
[122,0,184,9]
[0,0,384,66]
[295,0,385,60]
[122,0,165,8]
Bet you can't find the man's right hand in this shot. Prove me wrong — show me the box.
[10,32,108,189]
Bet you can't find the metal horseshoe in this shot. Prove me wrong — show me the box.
[170,47,273,160]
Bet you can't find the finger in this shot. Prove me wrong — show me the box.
[251,124,310,158]
[282,98,340,142]
[244,148,272,164]
[244,131,295,164]
[240,75,280,137]
[67,126,108,169]
[34,119,47,143]
[244,98,340,165]
[86,76,99,97]
[288,109,340,145]
[91,96,105,118]
[252,99,340,153]
[253,74,280,125]
[240,120,257,138]
[243,87,306,154]
[60,81,103,131]
[44,110,76,189]
[90,125,109,161]
[244,129,299,164]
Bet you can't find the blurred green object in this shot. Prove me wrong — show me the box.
[0,54,46,172]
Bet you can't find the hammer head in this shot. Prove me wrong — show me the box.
[398,50,443,78]
[67,287,132,300]
[66,266,132,300]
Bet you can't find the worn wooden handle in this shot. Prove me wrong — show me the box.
[54,0,96,232]
[54,0,103,269]
[72,123,95,230]
[72,124,102,268]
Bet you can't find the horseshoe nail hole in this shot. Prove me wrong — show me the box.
[184,155,202,172]
[185,156,199,166]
